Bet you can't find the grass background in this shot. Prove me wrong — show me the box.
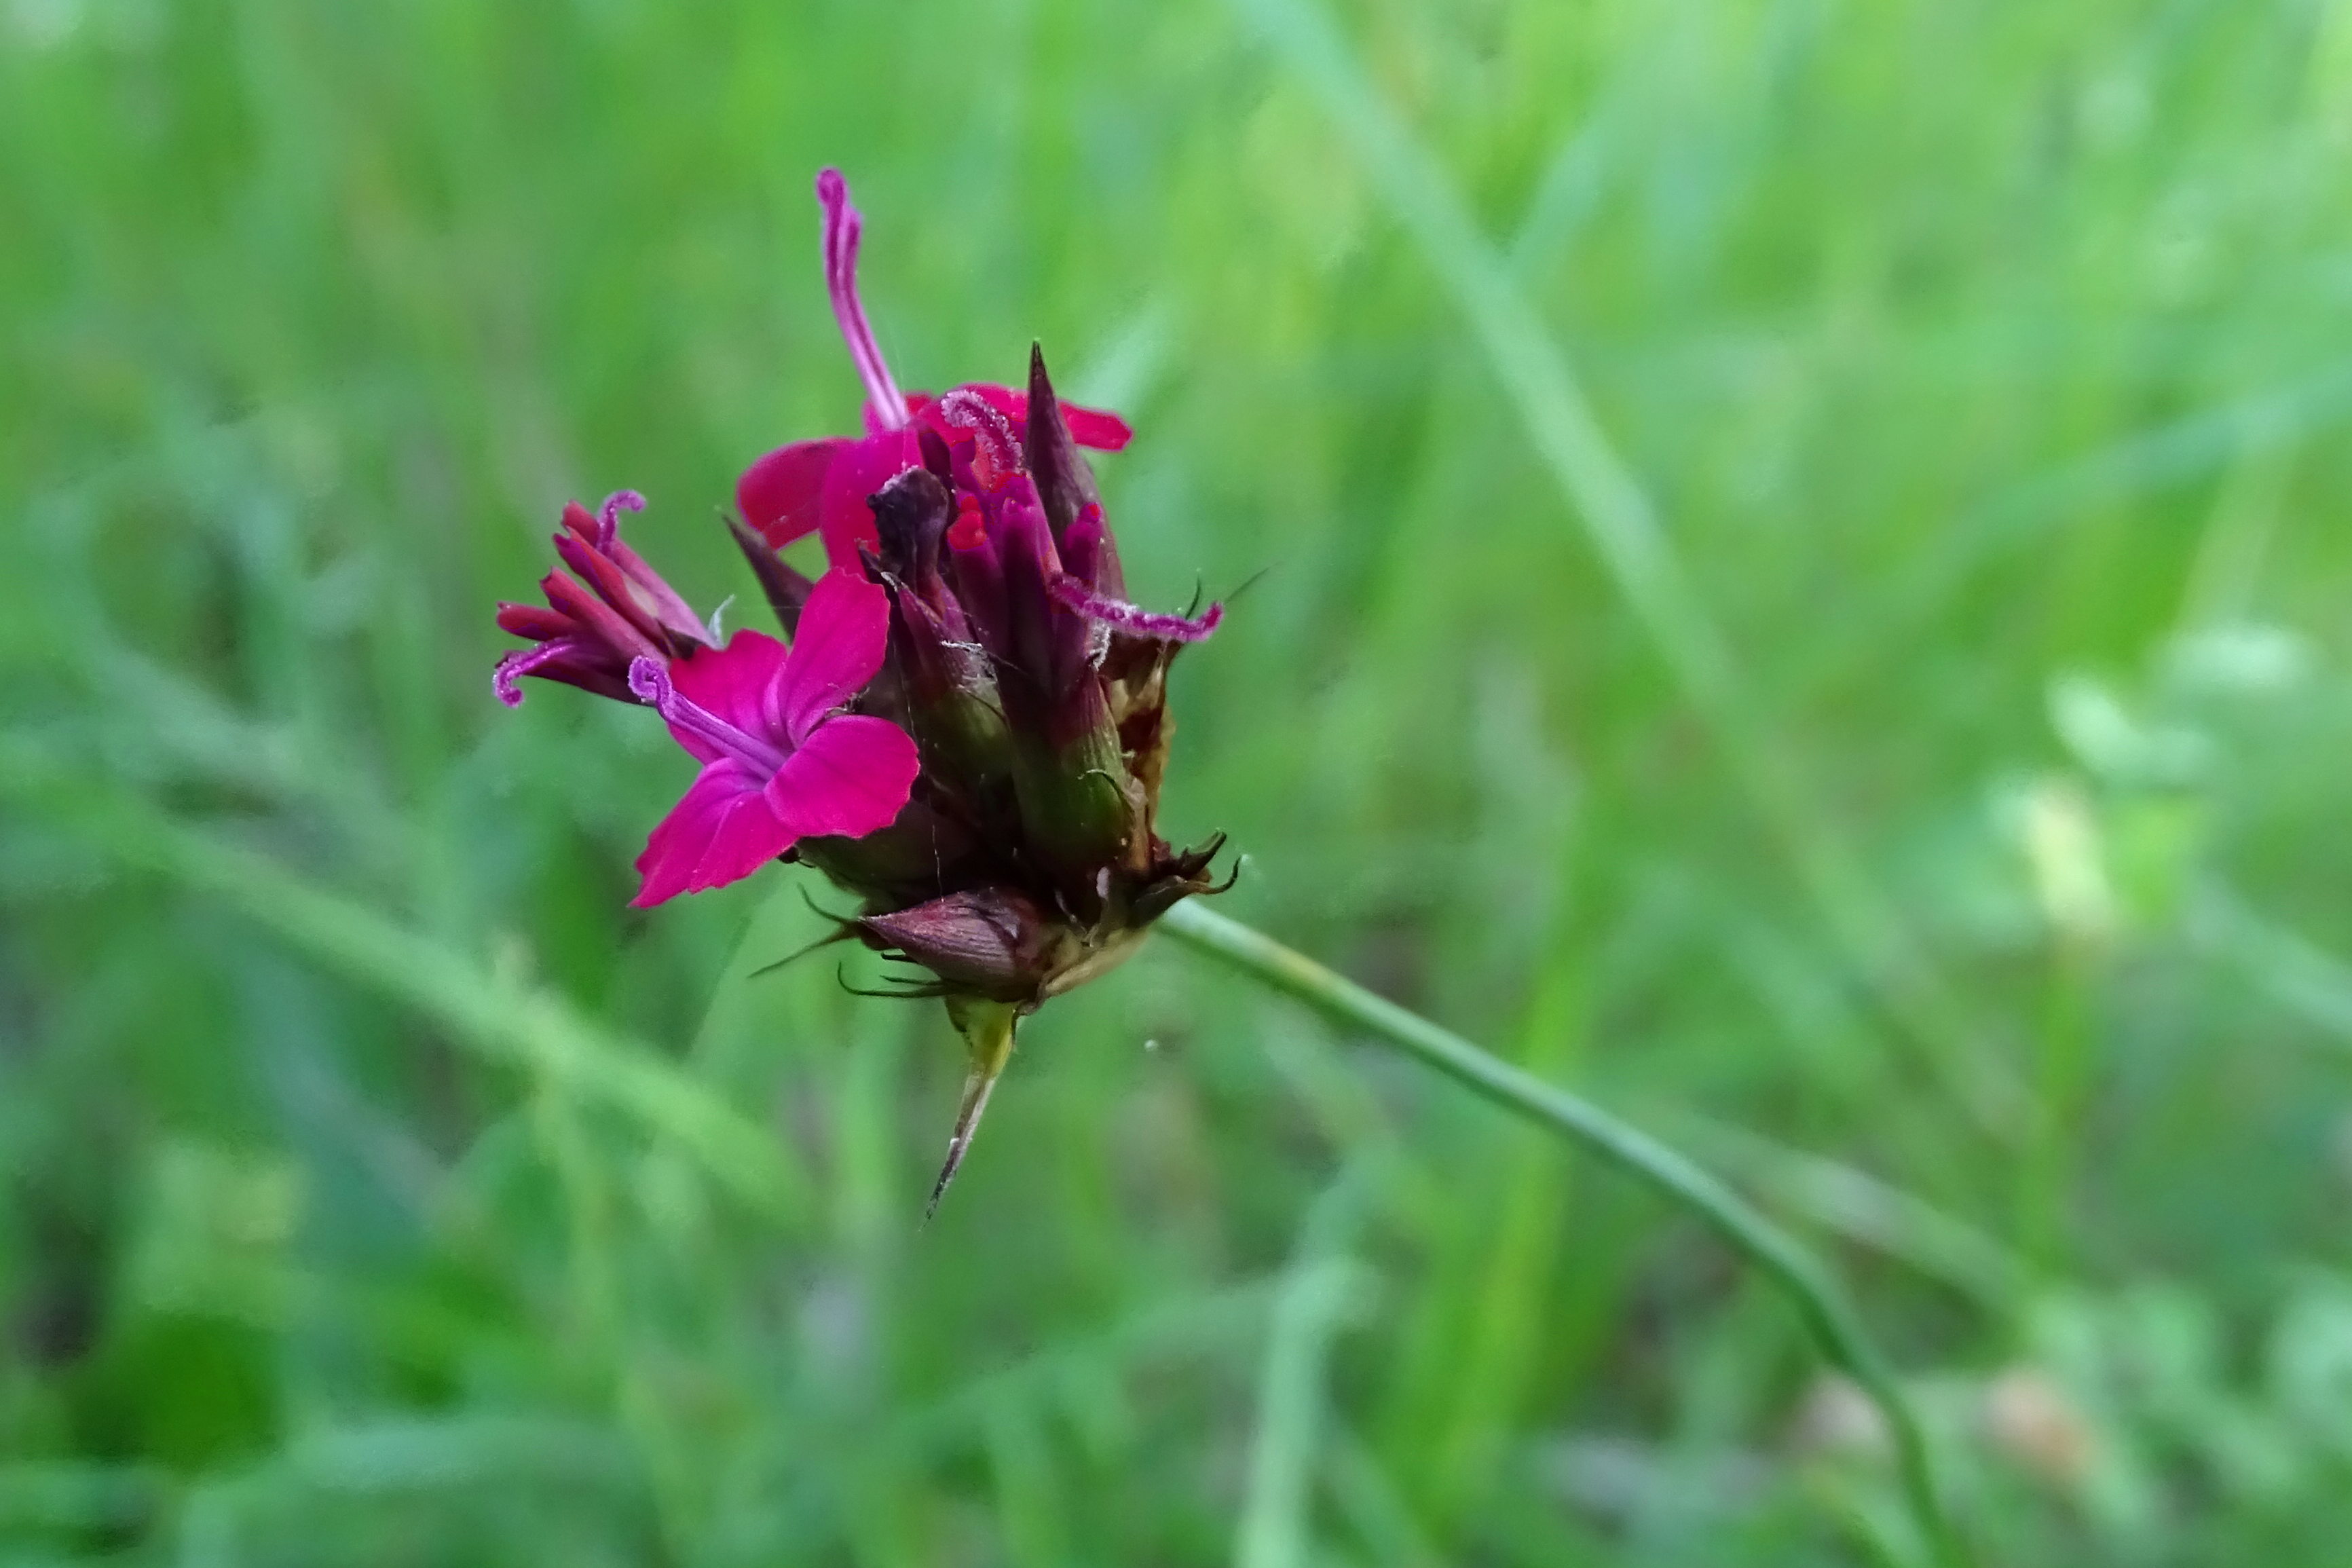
[7,0,2352,1561]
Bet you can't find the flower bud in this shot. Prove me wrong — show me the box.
[855,889,1061,1004]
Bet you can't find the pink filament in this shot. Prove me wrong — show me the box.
[935,388,1022,487]
[817,169,910,430]
[1046,576,1224,643]
[593,489,647,547]
[493,637,586,707]
[628,657,789,777]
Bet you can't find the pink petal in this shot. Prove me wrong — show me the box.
[738,438,847,548]
[631,760,795,906]
[667,631,791,761]
[496,602,574,639]
[554,528,667,645]
[557,501,602,540]
[542,571,660,664]
[1060,402,1132,451]
[773,570,893,745]
[763,714,920,840]
[815,428,920,572]
[601,532,715,648]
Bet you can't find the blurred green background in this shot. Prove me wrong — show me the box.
[8,0,2352,1561]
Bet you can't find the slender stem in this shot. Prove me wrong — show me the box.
[1156,899,1963,1567]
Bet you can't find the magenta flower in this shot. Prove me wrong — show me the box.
[626,569,920,907]
[698,168,1230,1208]
[493,491,719,707]
[490,165,1231,1211]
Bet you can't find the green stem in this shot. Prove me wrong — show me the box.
[1156,899,1963,1567]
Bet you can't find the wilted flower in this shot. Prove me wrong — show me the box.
[491,168,1228,1208]
[493,491,723,707]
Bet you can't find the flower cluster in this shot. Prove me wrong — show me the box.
[494,169,1227,1206]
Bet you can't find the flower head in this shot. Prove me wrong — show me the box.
[491,168,1229,1211]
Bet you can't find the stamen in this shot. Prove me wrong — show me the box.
[493,637,585,707]
[595,489,646,547]
[817,168,910,430]
[629,656,789,776]
[1046,576,1223,643]
[936,388,1022,487]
